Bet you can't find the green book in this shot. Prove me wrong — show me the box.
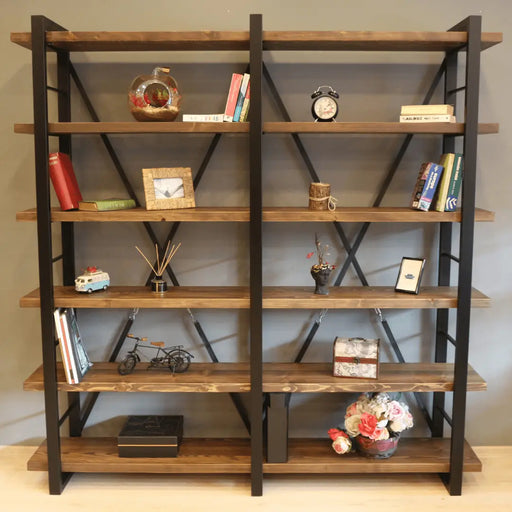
[78,198,136,211]
[444,153,463,211]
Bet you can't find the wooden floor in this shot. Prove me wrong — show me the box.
[1,445,510,511]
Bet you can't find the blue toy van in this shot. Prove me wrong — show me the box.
[75,267,110,293]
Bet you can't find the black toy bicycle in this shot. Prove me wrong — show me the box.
[118,333,194,375]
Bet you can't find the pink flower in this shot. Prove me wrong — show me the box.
[358,412,384,440]
[306,252,314,259]
[345,402,358,417]
[328,428,348,441]
[387,400,405,421]
[332,435,352,454]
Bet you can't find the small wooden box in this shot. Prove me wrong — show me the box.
[333,337,379,379]
[118,415,183,458]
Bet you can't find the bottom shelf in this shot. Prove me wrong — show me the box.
[28,437,481,474]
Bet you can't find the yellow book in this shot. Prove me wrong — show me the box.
[434,153,455,212]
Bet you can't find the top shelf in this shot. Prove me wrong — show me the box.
[10,30,502,52]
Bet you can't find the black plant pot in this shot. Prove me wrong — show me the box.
[310,265,333,295]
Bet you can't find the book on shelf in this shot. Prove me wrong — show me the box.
[78,198,136,211]
[48,152,83,210]
[239,81,250,122]
[399,114,456,123]
[433,153,456,212]
[445,153,464,211]
[223,73,243,122]
[400,104,454,116]
[410,161,444,211]
[53,308,92,384]
[182,114,224,122]
[233,73,250,122]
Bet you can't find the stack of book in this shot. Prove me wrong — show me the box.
[182,72,250,123]
[399,104,456,123]
[410,153,463,212]
[54,308,93,384]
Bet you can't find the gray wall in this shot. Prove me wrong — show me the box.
[1,0,510,446]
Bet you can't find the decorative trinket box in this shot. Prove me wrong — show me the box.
[333,337,379,379]
[118,415,183,457]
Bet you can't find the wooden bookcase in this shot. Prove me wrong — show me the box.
[11,14,501,496]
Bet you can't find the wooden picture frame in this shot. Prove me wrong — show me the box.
[142,167,195,210]
[395,257,426,294]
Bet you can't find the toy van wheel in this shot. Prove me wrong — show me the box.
[87,288,93,293]
[103,285,108,290]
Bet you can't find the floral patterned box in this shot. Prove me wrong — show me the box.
[333,337,379,379]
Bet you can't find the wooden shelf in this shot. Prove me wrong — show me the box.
[264,122,499,135]
[24,362,251,393]
[262,362,486,393]
[262,207,495,223]
[19,286,490,309]
[11,30,502,53]
[11,31,251,52]
[28,437,252,473]
[20,286,250,309]
[26,437,481,474]
[13,121,499,135]
[263,286,491,309]
[265,438,482,473]
[14,122,248,135]
[16,207,250,223]
[23,362,485,393]
[16,206,495,223]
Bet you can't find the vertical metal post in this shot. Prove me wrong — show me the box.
[432,50,458,438]
[249,13,263,497]
[31,15,71,494]
[448,15,481,496]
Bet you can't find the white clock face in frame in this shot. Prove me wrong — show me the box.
[153,177,185,199]
[313,96,338,120]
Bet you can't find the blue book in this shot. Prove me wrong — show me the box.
[410,162,444,211]
[233,73,250,122]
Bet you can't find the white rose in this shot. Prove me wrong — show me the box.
[375,428,390,440]
[344,414,361,437]
[389,412,413,433]
[332,436,352,454]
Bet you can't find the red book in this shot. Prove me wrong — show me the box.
[48,152,82,210]
[223,73,243,122]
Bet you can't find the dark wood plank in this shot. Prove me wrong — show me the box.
[263,122,499,135]
[28,438,252,473]
[264,438,482,473]
[262,362,486,393]
[24,362,251,393]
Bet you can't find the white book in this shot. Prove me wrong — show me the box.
[400,104,454,115]
[54,308,74,384]
[59,310,79,383]
[399,114,456,123]
[182,114,224,122]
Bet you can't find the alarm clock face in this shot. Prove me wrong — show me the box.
[313,96,338,120]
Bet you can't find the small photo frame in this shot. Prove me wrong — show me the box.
[142,167,195,210]
[395,257,426,294]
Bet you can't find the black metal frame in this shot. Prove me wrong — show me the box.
[27,13,484,497]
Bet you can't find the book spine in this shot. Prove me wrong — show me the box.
[445,154,464,211]
[399,115,456,123]
[433,153,455,212]
[79,199,136,211]
[233,73,250,122]
[419,163,443,211]
[239,82,251,122]
[223,73,243,122]
[182,114,224,122]
[48,153,83,210]
[59,311,79,383]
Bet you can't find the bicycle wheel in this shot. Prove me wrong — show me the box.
[169,354,191,373]
[118,355,137,375]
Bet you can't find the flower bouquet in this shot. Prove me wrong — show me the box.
[328,392,413,458]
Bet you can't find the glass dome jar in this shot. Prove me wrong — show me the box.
[128,67,181,121]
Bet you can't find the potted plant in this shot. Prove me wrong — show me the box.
[328,392,413,458]
[307,233,336,295]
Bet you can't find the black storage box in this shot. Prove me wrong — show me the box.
[118,415,183,458]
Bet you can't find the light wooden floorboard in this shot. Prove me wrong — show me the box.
[1,445,511,511]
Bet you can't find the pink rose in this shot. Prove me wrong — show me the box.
[387,400,405,421]
[332,435,352,454]
[358,412,384,440]
[328,428,348,441]
[345,402,358,417]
